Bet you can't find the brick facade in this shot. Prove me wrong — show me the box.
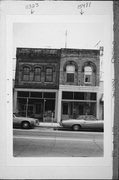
[60,48,100,86]
[15,48,60,89]
[14,47,103,122]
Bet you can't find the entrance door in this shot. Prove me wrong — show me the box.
[44,99,55,122]
[35,103,43,121]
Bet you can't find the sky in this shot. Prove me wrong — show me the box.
[13,22,105,78]
[13,22,105,55]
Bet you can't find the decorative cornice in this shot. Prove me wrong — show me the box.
[17,48,61,59]
[16,48,100,60]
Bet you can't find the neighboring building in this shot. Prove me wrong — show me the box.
[13,47,104,122]
[58,48,102,122]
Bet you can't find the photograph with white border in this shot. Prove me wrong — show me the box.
[0,1,113,179]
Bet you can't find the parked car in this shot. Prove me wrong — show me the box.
[13,114,39,129]
[60,116,104,131]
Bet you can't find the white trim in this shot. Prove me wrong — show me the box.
[15,88,58,93]
[62,99,96,103]
[59,85,100,92]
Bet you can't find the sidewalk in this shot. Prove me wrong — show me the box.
[38,122,61,128]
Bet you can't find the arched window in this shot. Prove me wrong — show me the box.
[84,66,92,84]
[34,67,41,81]
[23,66,30,81]
[66,65,75,82]
[45,67,53,82]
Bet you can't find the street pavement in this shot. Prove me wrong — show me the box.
[13,127,103,157]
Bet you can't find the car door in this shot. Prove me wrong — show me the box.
[84,120,97,129]
[84,120,102,129]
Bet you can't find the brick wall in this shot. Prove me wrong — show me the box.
[15,48,100,89]
[15,48,60,89]
[60,48,100,86]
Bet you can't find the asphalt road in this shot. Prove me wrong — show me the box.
[13,127,103,157]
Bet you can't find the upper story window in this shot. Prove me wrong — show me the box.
[23,66,30,81]
[34,67,41,81]
[45,67,53,82]
[84,66,92,84]
[66,65,75,82]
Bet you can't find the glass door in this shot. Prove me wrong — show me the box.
[35,102,43,121]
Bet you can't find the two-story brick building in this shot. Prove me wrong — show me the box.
[13,47,103,122]
[14,48,60,122]
[57,48,103,122]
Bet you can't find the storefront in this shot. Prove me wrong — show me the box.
[14,90,58,122]
[61,91,97,120]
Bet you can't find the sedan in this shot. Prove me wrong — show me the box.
[60,117,104,131]
[13,114,39,129]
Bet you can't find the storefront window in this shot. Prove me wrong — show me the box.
[36,103,42,114]
[79,104,84,115]
[31,92,42,98]
[44,92,55,98]
[62,91,97,119]
[62,92,73,99]
[74,92,84,100]
[91,93,97,100]
[63,103,68,115]
[18,91,29,97]
[62,91,96,101]
[17,91,56,121]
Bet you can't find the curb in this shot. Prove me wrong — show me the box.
[36,125,61,129]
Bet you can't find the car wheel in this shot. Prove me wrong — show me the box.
[72,124,81,131]
[21,121,30,129]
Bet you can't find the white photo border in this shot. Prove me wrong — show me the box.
[6,15,113,170]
